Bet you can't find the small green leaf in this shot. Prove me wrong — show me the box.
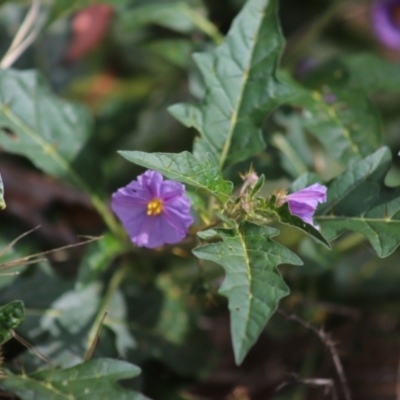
[193,221,302,365]
[275,202,330,248]
[0,300,25,345]
[249,174,265,199]
[2,358,149,400]
[0,171,4,210]
[119,150,233,202]
[169,0,293,169]
[314,147,400,257]
[0,69,91,182]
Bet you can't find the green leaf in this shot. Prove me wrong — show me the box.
[144,39,194,67]
[119,150,233,202]
[0,171,4,210]
[0,300,25,345]
[1,358,149,400]
[341,53,400,94]
[0,69,91,181]
[40,282,102,336]
[121,2,201,33]
[169,0,293,169]
[287,77,383,166]
[193,221,302,365]
[314,146,400,257]
[274,202,330,248]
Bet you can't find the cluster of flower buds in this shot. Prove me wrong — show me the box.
[112,169,327,248]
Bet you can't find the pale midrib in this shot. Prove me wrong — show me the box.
[237,229,253,348]
[1,104,120,235]
[218,9,264,170]
[317,216,399,223]
[317,96,362,158]
[1,103,85,190]
[9,374,74,399]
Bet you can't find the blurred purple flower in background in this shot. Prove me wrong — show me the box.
[112,170,193,248]
[372,0,400,49]
[284,183,327,228]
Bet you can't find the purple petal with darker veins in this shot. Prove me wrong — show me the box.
[111,169,194,248]
[159,214,189,245]
[163,205,194,234]
[138,170,163,198]
[160,180,185,202]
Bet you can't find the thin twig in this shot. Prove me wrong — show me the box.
[85,310,108,361]
[396,354,400,400]
[0,229,102,271]
[0,0,42,69]
[278,309,352,400]
[11,330,54,367]
[276,373,338,400]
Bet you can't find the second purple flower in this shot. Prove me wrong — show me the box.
[372,0,400,49]
[283,183,327,228]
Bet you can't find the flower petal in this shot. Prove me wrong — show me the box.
[132,216,164,248]
[372,0,400,50]
[111,170,194,248]
[286,200,316,226]
[286,183,327,204]
[160,180,185,202]
[283,183,327,228]
[159,214,189,245]
[138,170,163,198]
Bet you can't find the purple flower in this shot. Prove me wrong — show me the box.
[111,170,194,248]
[372,0,400,50]
[283,183,327,228]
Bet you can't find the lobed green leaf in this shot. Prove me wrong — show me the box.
[193,221,302,365]
[1,358,149,400]
[169,0,293,169]
[284,69,383,166]
[0,69,91,181]
[314,147,400,257]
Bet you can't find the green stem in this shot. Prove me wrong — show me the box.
[85,266,129,358]
[284,0,343,70]
[184,7,224,45]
